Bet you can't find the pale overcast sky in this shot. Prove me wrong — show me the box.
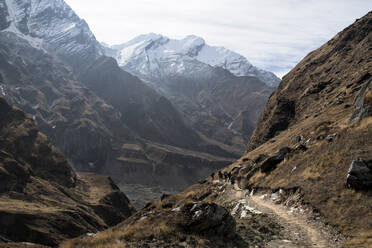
[64,0,371,77]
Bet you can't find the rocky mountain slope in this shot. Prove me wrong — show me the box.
[236,11,372,246]
[0,97,134,246]
[247,12,371,153]
[66,11,372,248]
[105,34,275,150]
[0,0,239,203]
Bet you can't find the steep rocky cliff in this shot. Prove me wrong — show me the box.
[0,97,135,246]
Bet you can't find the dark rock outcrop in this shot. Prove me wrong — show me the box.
[325,133,338,142]
[260,147,291,173]
[292,135,304,144]
[294,144,307,151]
[247,98,295,151]
[346,158,372,190]
[180,203,235,236]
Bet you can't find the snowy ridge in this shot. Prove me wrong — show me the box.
[0,0,102,61]
[106,33,280,87]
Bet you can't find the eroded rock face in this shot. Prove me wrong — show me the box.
[350,78,372,123]
[346,158,372,190]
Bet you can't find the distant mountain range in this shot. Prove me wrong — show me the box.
[104,33,280,88]
[0,0,243,197]
[0,0,275,207]
[103,34,276,150]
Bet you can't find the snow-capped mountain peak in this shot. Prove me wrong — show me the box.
[0,0,102,62]
[111,33,164,50]
[178,35,205,56]
[106,34,280,87]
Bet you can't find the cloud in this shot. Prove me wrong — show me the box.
[64,0,371,77]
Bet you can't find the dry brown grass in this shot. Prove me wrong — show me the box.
[60,211,182,248]
[61,232,125,248]
[61,182,223,247]
[364,90,372,104]
[344,231,372,248]
[301,167,321,181]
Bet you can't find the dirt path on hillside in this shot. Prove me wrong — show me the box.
[230,186,343,248]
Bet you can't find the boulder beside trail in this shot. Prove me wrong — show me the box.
[180,202,236,237]
[346,158,372,190]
